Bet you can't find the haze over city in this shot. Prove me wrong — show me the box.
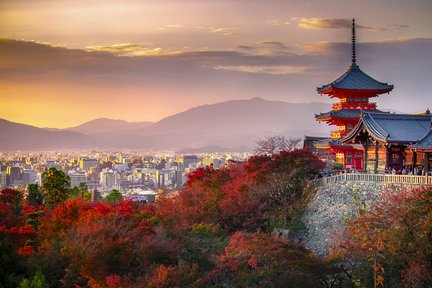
[1,0,432,128]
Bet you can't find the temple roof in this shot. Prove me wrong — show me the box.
[411,128,432,151]
[313,137,332,149]
[316,109,361,121]
[342,112,432,144]
[314,137,362,150]
[315,109,387,121]
[317,64,394,93]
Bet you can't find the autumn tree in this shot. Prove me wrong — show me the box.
[220,149,324,231]
[337,186,432,287]
[60,200,179,286]
[41,168,71,208]
[207,231,338,287]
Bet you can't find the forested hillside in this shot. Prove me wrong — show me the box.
[1,150,431,287]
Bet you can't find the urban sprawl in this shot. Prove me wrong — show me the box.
[0,151,250,201]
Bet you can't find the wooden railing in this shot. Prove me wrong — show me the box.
[315,173,432,186]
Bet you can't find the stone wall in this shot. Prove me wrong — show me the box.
[303,181,419,257]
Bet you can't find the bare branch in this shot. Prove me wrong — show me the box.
[253,135,301,155]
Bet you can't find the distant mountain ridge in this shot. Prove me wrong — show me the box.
[64,118,153,135]
[0,119,96,151]
[0,98,332,151]
[142,97,329,136]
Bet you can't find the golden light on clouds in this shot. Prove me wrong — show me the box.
[291,17,383,32]
[266,20,290,26]
[214,65,309,75]
[86,43,176,56]
[208,28,236,36]
[291,17,349,30]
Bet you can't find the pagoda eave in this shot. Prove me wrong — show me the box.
[315,116,359,124]
[318,87,393,98]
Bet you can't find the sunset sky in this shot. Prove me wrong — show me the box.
[1,0,432,128]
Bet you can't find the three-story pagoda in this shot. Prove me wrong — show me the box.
[315,19,393,169]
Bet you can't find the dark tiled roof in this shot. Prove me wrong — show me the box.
[315,109,387,120]
[313,137,362,149]
[316,109,361,120]
[304,135,329,142]
[317,64,394,93]
[343,112,432,144]
[313,137,332,148]
[411,128,432,149]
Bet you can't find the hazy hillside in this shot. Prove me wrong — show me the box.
[65,118,153,135]
[0,119,96,150]
[143,98,330,137]
[1,98,332,151]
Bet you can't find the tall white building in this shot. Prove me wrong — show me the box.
[21,169,37,185]
[100,169,117,188]
[69,171,87,188]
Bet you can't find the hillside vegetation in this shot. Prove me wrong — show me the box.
[1,150,431,287]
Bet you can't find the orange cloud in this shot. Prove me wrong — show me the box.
[214,65,309,75]
[85,43,182,56]
[291,17,380,31]
[208,27,236,36]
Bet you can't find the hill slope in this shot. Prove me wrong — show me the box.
[65,118,153,135]
[1,98,331,151]
[0,119,95,150]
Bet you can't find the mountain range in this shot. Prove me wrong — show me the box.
[0,98,331,151]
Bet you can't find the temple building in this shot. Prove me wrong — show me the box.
[305,19,432,174]
[310,19,393,169]
[342,110,432,174]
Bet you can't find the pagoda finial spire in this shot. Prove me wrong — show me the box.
[352,18,357,65]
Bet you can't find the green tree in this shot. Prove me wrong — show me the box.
[78,182,91,200]
[41,168,71,208]
[26,184,44,207]
[0,239,27,288]
[105,189,123,204]
[19,271,48,288]
[69,183,91,200]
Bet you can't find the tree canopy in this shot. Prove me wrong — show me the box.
[41,168,71,208]
[1,149,429,287]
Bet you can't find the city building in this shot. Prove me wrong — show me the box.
[100,169,117,188]
[79,158,98,171]
[0,172,7,188]
[175,170,186,187]
[21,169,37,186]
[69,171,87,188]
[6,166,21,186]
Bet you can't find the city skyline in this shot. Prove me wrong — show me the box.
[1,0,432,128]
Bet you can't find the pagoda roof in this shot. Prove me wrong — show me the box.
[315,109,387,121]
[317,64,394,94]
[342,111,432,144]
